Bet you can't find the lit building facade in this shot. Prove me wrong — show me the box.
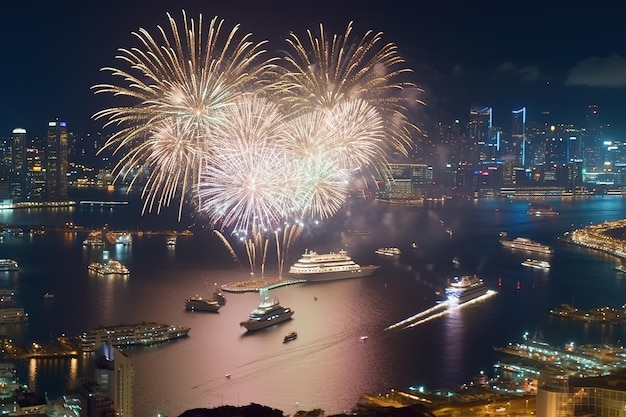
[469,106,495,164]
[45,118,69,201]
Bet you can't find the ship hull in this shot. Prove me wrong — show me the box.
[289,265,379,282]
[240,310,294,331]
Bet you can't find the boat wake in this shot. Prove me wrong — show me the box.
[385,290,497,330]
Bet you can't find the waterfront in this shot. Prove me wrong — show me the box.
[2,194,626,416]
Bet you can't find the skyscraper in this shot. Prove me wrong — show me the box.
[511,107,526,166]
[468,106,494,164]
[95,343,134,417]
[45,118,68,201]
[10,128,27,200]
[583,104,601,170]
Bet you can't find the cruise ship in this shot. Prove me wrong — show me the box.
[82,238,105,247]
[185,296,221,312]
[500,237,553,254]
[79,322,190,351]
[0,259,19,272]
[521,258,551,269]
[528,206,559,216]
[240,288,294,331]
[88,260,130,275]
[288,249,380,281]
[375,247,401,256]
[0,307,28,324]
[445,275,489,304]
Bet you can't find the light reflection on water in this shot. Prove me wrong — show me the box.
[1,195,626,416]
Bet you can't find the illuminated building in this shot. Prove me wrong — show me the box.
[379,163,433,200]
[45,118,69,201]
[9,128,27,201]
[94,343,134,417]
[511,107,526,166]
[469,106,494,164]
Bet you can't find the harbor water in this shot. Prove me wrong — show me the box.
[1,193,626,416]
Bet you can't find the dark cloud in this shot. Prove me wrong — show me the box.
[496,62,541,82]
[566,54,626,87]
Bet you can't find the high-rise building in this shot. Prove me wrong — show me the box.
[45,118,69,201]
[583,104,602,170]
[10,128,27,201]
[469,106,494,164]
[511,108,526,166]
[94,343,134,417]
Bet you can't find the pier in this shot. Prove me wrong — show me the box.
[221,278,307,293]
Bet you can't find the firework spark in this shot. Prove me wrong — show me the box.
[92,10,274,218]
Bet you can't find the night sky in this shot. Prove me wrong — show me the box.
[2,1,626,138]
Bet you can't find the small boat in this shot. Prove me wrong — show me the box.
[43,293,54,300]
[375,247,401,256]
[225,374,231,379]
[283,331,298,343]
[166,236,177,246]
[360,335,369,341]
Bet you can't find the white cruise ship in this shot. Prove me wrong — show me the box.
[88,260,129,275]
[0,259,19,272]
[500,237,553,254]
[288,249,380,282]
[80,322,190,351]
[375,247,401,256]
[521,258,551,269]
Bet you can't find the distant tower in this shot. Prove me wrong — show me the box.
[511,108,526,166]
[469,106,493,164]
[45,118,68,201]
[10,128,27,201]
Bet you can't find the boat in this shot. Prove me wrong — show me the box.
[521,258,551,269]
[0,259,19,272]
[166,236,177,246]
[0,307,28,324]
[616,264,626,273]
[288,249,380,282]
[185,296,221,312]
[43,292,55,299]
[240,288,294,331]
[411,242,418,249]
[375,247,401,256]
[212,287,227,305]
[115,233,132,246]
[445,275,489,304]
[283,331,297,343]
[500,237,553,254]
[82,238,105,247]
[79,322,190,351]
[528,206,559,216]
[88,260,130,275]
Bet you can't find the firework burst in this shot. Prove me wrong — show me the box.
[92,10,274,217]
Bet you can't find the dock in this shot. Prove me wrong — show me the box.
[221,278,306,293]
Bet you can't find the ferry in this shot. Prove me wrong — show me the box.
[79,322,190,351]
[375,247,401,256]
[185,296,221,312]
[528,206,559,216]
[240,288,294,331]
[88,260,130,275]
[166,236,177,246]
[0,307,28,324]
[0,259,19,272]
[445,275,489,304]
[288,249,380,282]
[500,237,553,254]
[521,259,551,269]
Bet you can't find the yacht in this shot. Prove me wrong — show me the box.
[240,288,294,331]
[288,249,379,282]
[0,259,19,272]
[445,275,489,304]
[500,237,553,254]
[185,296,221,312]
[521,258,551,269]
[88,260,130,275]
[166,236,177,246]
[375,247,401,256]
[80,322,190,351]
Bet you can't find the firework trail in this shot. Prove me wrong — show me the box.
[212,230,242,267]
[92,10,275,218]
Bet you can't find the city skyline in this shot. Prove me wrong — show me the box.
[2,1,626,138]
